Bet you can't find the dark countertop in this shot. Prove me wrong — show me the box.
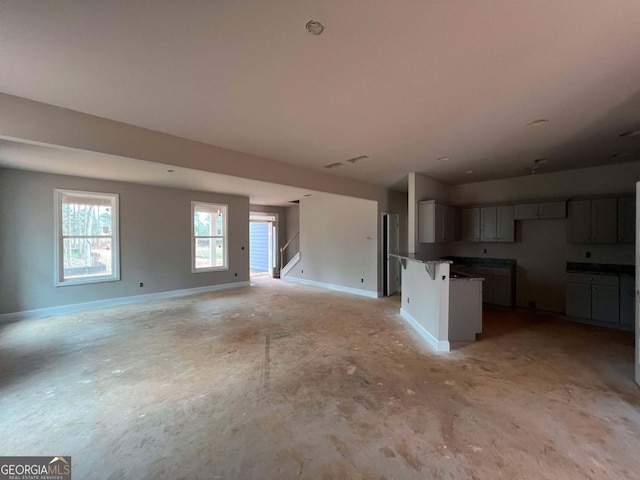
[442,256,516,268]
[566,262,634,276]
[389,253,453,265]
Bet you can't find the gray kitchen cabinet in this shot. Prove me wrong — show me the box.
[474,266,514,307]
[567,198,618,244]
[617,197,635,244]
[480,206,514,242]
[538,201,566,219]
[515,201,566,220]
[492,275,512,307]
[566,281,592,319]
[496,205,515,242]
[481,274,492,304]
[419,201,460,244]
[566,273,620,326]
[480,207,497,242]
[450,207,462,242]
[591,283,620,324]
[620,275,635,328]
[567,200,592,243]
[461,207,480,242]
[591,198,618,244]
[418,201,438,243]
[514,203,539,220]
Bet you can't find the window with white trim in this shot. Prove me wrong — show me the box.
[192,202,228,272]
[54,189,120,286]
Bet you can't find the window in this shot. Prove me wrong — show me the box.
[54,189,120,286]
[192,202,228,272]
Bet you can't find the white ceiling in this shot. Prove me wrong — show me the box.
[1,1,640,187]
[0,139,314,206]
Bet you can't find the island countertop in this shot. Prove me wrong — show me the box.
[388,252,453,265]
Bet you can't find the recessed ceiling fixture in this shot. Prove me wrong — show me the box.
[346,155,369,164]
[306,20,324,35]
[437,156,450,161]
[324,162,343,169]
[533,158,548,165]
[465,170,473,174]
[167,169,175,173]
[611,152,629,158]
[619,129,640,138]
[304,194,312,197]
[530,169,537,174]
[527,119,549,127]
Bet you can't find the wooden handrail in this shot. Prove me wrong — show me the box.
[280,231,299,272]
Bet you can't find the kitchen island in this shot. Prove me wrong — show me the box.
[389,253,483,352]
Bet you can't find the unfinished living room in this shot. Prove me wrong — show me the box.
[2,2,640,479]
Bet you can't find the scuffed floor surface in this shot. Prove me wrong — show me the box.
[1,277,639,479]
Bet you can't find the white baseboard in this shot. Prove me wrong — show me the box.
[0,281,250,323]
[283,275,378,299]
[400,308,450,352]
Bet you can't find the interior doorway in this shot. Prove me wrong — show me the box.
[250,213,278,277]
[382,213,400,296]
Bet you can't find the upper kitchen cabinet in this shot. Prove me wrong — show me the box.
[591,198,618,244]
[539,201,567,219]
[480,206,514,242]
[567,198,617,244]
[514,201,566,220]
[617,196,635,244]
[461,207,480,242]
[514,203,539,220]
[419,201,461,243]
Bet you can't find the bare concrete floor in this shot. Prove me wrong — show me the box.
[1,277,639,479]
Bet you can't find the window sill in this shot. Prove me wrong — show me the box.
[55,276,121,287]
[192,266,229,274]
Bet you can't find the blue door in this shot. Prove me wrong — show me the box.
[250,222,269,273]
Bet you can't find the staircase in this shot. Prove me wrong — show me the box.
[278,231,300,279]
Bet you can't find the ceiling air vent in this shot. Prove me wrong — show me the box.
[346,155,369,164]
[324,162,343,169]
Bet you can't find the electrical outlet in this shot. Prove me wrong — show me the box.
[139,282,144,287]
[234,272,237,277]
[407,297,410,304]
[301,270,303,274]
[586,251,591,258]
[361,278,364,283]
[483,248,488,254]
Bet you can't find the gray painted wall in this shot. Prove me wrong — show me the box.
[0,168,249,314]
[286,194,378,295]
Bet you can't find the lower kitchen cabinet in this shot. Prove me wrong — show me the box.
[475,266,514,307]
[566,273,622,327]
[619,275,635,329]
[566,282,592,319]
[591,283,620,324]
